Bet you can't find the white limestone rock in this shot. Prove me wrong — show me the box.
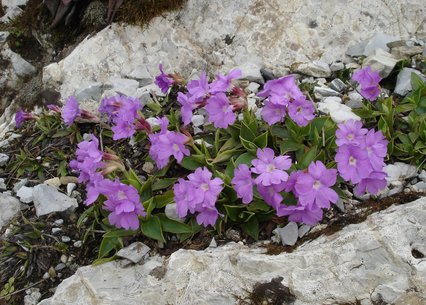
[0,193,21,228]
[0,153,9,166]
[42,0,425,104]
[16,186,33,203]
[384,162,418,183]
[363,49,398,78]
[33,184,78,217]
[317,97,361,123]
[346,91,364,109]
[116,242,151,264]
[293,61,331,78]
[37,198,426,305]
[394,68,426,96]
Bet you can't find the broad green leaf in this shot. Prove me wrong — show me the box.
[241,216,259,240]
[152,178,177,191]
[140,178,153,203]
[297,146,318,169]
[153,190,175,209]
[411,72,426,91]
[217,137,240,153]
[98,236,122,259]
[211,149,243,164]
[103,229,136,238]
[279,140,303,154]
[180,156,205,170]
[141,216,165,242]
[157,214,193,233]
[239,136,258,154]
[224,205,246,222]
[124,168,144,192]
[234,152,256,167]
[253,131,268,148]
[240,121,257,142]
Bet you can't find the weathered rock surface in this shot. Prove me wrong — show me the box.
[33,184,78,217]
[0,193,21,228]
[42,0,425,104]
[394,68,426,96]
[38,198,426,305]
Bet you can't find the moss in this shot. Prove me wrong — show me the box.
[115,0,186,27]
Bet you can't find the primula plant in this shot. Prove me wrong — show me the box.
[16,63,420,261]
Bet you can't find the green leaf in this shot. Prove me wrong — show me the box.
[179,218,203,242]
[217,137,240,153]
[153,190,175,209]
[52,129,72,138]
[253,131,268,148]
[270,125,289,139]
[239,136,258,154]
[158,214,193,233]
[297,146,318,169]
[143,197,156,217]
[124,168,144,192]
[77,205,96,228]
[224,205,246,222]
[98,236,122,259]
[103,229,136,238]
[141,215,165,242]
[152,178,177,191]
[92,256,116,266]
[234,152,256,167]
[411,72,426,91]
[241,217,259,240]
[180,155,205,170]
[140,178,153,203]
[212,149,242,164]
[279,139,303,154]
[240,121,257,142]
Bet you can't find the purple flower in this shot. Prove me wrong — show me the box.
[69,135,104,183]
[231,164,254,204]
[99,95,142,123]
[62,96,81,126]
[99,96,122,118]
[294,161,338,209]
[279,203,323,225]
[354,171,387,196]
[84,173,112,205]
[174,167,223,227]
[352,66,381,101]
[187,72,209,101]
[258,75,304,105]
[365,129,388,171]
[205,93,236,128]
[177,92,197,126]
[257,183,285,213]
[149,117,190,169]
[336,119,367,146]
[155,64,174,93]
[251,148,291,186]
[287,98,315,127]
[335,144,372,184]
[111,112,136,140]
[15,109,34,128]
[103,180,146,230]
[209,69,242,94]
[47,104,61,113]
[283,170,303,195]
[261,99,286,125]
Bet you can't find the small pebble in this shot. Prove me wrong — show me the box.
[225,229,241,242]
[67,183,76,196]
[73,240,82,248]
[53,219,64,226]
[55,263,66,271]
[298,225,311,238]
[60,254,68,263]
[330,61,344,71]
[209,237,217,248]
[61,236,71,243]
[52,228,62,234]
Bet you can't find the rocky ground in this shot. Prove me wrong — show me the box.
[0,0,426,305]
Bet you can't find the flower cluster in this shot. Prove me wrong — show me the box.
[69,135,145,230]
[155,64,175,93]
[232,148,292,215]
[156,66,243,128]
[148,117,190,169]
[61,96,99,126]
[257,75,315,126]
[334,119,387,196]
[351,66,381,101]
[281,161,338,225]
[15,109,36,128]
[99,95,151,140]
[174,167,223,226]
